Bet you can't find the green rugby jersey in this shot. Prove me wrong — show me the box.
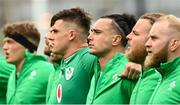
[86,53,136,104]
[6,51,54,104]
[130,68,161,104]
[46,48,97,104]
[148,57,180,104]
[0,55,15,104]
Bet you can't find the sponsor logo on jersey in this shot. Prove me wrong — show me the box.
[65,67,74,80]
[56,84,62,103]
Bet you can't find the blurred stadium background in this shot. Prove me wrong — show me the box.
[0,0,180,55]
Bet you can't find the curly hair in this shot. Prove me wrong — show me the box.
[2,21,40,52]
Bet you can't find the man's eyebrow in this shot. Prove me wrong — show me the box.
[50,28,58,32]
[91,28,102,32]
[147,34,156,39]
[132,30,139,35]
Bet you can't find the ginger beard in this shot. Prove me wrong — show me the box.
[144,45,168,69]
[126,45,147,64]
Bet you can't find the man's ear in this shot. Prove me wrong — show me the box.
[68,30,76,41]
[112,35,121,46]
[169,39,180,52]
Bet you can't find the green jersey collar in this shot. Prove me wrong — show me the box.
[24,51,48,62]
[158,57,180,76]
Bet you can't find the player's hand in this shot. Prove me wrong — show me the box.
[118,62,142,80]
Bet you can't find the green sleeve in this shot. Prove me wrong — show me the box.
[0,56,15,104]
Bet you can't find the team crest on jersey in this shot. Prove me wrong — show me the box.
[29,70,36,80]
[56,84,62,103]
[168,81,176,91]
[112,74,118,81]
[65,67,74,80]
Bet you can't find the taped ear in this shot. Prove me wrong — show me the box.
[112,35,121,46]
[169,39,180,52]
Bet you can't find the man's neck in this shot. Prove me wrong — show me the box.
[167,53,180,62]
[99,48,124,70]
[63,43,87,59]
[99,54,114,71]
[16,58,26,73]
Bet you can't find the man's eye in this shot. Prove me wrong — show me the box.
[90,29,102,34]
[95,31,101,34]
[51,29,58,33]
[133,31,139,36]
[93,30,101,34]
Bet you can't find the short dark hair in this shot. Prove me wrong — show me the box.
[2,21,40,52]
[101,14,136,47]
[51,7,91,36]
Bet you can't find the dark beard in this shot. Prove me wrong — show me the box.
[126,47,147,64]
[144,47,168,69]
[44,46,51,57]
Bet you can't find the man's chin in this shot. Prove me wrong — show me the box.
[44,50,51,56]
[144,55,160,69]
[125,47,130,53]
[125,49,130,55]
[6,60,14,64]
[89,49,95,54]
[89,51,96,55]
[126,51,135,61]
[144,56,152,68]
